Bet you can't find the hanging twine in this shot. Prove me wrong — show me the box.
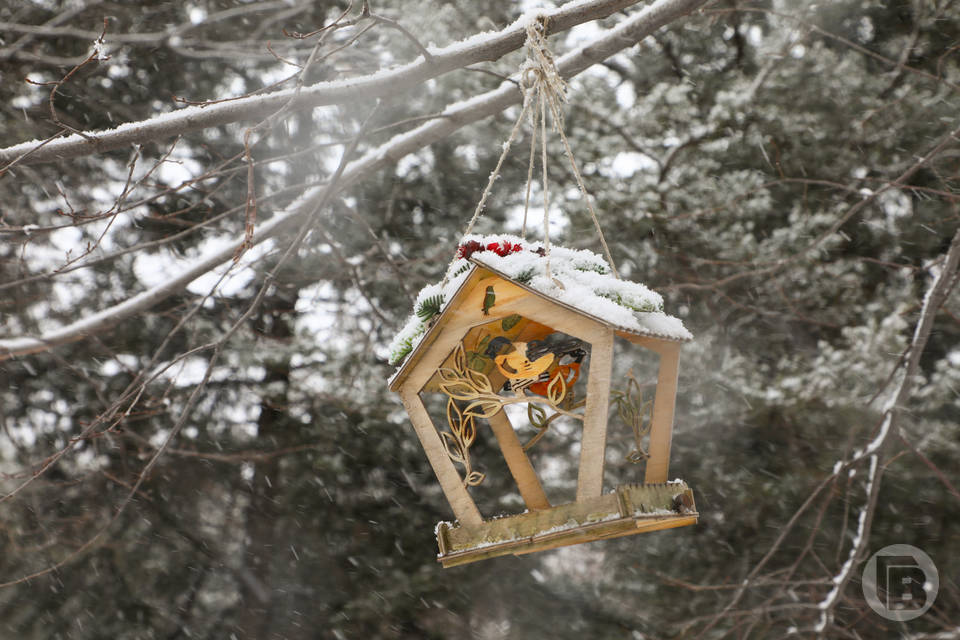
[526,17,620,281]
[520,93,538,241]
[522,17,562,285]
[440,67,535,288]
[444,14,619,287]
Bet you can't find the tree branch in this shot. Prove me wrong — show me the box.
[813,226,960,634]
[697,226,960,637]
[0,0,652,167]
[0,0,709,361]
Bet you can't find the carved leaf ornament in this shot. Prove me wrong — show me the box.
[436,342,589,485]
[610,370,654,464]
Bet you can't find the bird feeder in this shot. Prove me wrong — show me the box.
[388,238,696,567]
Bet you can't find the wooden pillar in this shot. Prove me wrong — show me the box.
[487,410,550,511]
[576,327,614,501]
[644,343,680,484]
[399,385,483,527]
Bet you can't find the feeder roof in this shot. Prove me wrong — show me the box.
[475,258,693,341]
[387,234,693,382]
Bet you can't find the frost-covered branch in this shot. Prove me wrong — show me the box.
[813,226,960,634]
[0,0,650,167]
[0,1,300,45]
[696,227,960,638]
[0,101,373,588]
[0,0,709,361]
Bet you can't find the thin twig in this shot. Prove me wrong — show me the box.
[898,432,960,503]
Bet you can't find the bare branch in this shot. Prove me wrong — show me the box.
[0,0,710,361]
[812,226,960,634]
[696,227,960,637]
[0,1,300,46]
[366,10,434,63]
[0,97,382,589]
[0,0,654,167]
[898,431,960,503]
[0,2,89,62]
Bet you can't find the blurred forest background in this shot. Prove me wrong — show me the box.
[0,0,958,638]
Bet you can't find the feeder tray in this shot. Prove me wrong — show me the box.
[437,481,696,567]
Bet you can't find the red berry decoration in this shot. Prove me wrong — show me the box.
[457,239,525,260]
[456,240,485,259]
[486,240,523,257]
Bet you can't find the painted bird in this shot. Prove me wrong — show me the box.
[481,285,496,315]
[485,337,554,395]
[526,334,586,397]
[526,334,585,362]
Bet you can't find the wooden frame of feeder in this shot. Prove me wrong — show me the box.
[389,260,696,567]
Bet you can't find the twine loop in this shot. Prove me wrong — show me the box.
[443,14,619,288]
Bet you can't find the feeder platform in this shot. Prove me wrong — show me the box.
[436,481,696,568]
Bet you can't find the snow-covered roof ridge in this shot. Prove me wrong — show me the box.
[387,234,693,366]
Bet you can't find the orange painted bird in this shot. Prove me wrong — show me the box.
[527,334,585,397]
[485,338,554,394]
[485,334,585,397]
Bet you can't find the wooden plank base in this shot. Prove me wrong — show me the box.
[436,482,697,568]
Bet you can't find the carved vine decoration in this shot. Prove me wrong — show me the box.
[609,370,653,464]
[436,344,585,484]
[443,399,485,487]
[523,381,585,451]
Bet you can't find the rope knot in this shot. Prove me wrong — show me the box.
[520,64,543,92]
[522,16,568,133]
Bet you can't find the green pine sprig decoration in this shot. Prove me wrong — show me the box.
[416,294,445,321]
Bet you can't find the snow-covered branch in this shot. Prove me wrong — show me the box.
[0,0,709,360]
[813,226,960,634]
[699,227,960,638]
[0,0,650,167]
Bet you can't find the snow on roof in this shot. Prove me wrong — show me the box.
[387,234,692,366]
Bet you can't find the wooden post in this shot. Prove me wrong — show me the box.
[644,343,680,484]
[487,410,551,511]
[399,385,483,527]
[576,327,614,501]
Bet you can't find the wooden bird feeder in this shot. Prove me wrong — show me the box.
[389,252,696,568]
